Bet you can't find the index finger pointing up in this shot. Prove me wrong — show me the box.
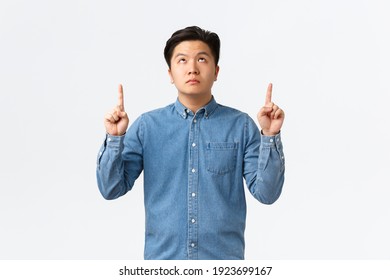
[265,83,273,105]
[118,84,124,110]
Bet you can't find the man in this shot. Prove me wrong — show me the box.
[96,26,285,260]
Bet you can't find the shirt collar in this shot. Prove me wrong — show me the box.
[175,96,218,119]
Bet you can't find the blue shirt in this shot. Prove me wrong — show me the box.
[96,97,285,260]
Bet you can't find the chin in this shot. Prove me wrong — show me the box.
[183,92,208,97]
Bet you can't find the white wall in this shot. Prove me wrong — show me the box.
[1,0,389,259]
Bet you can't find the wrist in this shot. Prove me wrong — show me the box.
[261,130,280,136]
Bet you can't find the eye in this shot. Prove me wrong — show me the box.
[198,57,206,62]
[178,58,186,63]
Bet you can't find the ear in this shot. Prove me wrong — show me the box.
[214,65,220,81]
[168,68,174,84]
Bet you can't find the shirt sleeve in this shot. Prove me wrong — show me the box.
[243,115,285,204]
[96,116,144,200]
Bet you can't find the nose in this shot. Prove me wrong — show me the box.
[188,60,199,75]
[188,70,199,75]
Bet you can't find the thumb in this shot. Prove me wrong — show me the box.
[258,106,272,116]
[119,111,128,119]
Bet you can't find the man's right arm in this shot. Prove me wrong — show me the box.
[96,134,127,199]
[96,84,143,199]
[96,124,144,199]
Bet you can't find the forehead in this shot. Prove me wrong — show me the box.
[172,40,212,56]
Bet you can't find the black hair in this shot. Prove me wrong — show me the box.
[164,26,220,68]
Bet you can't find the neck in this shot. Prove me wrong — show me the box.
[178,93,212,113]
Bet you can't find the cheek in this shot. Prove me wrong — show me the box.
[171,68,185,77]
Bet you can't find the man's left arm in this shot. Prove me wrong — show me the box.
[244,83,285,204]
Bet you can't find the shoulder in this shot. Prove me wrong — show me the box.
[127,103,175,139]
[139,103,175,120]
[216,103,259,133]
[215,103,251,121]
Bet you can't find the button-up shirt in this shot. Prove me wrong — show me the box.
[96,97,285,260]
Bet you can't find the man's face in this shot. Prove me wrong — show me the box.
[168,40,219,98]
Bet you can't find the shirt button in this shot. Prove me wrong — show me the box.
[191,243,196,248]
[193,119,197,123]
[192,168,196,173]
[107,138,112,142]
[191,219,196,223]
[191,192,196,197]
[192,143,196,147]
[270,139,273,143]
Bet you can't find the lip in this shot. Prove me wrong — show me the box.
[186,79,200,84]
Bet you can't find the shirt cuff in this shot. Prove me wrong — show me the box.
[260,131,285,167]
[105,133,125,148]
[260,131,282,147]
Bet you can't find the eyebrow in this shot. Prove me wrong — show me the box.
[174,51,211,58]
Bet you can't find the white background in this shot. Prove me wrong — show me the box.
[1,0,389,259]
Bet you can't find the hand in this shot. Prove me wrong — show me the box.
[257,83,285,136]
[104,84,129,136]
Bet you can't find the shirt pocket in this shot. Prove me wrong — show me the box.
[206,142,238,175]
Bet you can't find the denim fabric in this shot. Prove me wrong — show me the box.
[96,97,285,260]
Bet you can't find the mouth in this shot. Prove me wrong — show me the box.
[186,79,200,85]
